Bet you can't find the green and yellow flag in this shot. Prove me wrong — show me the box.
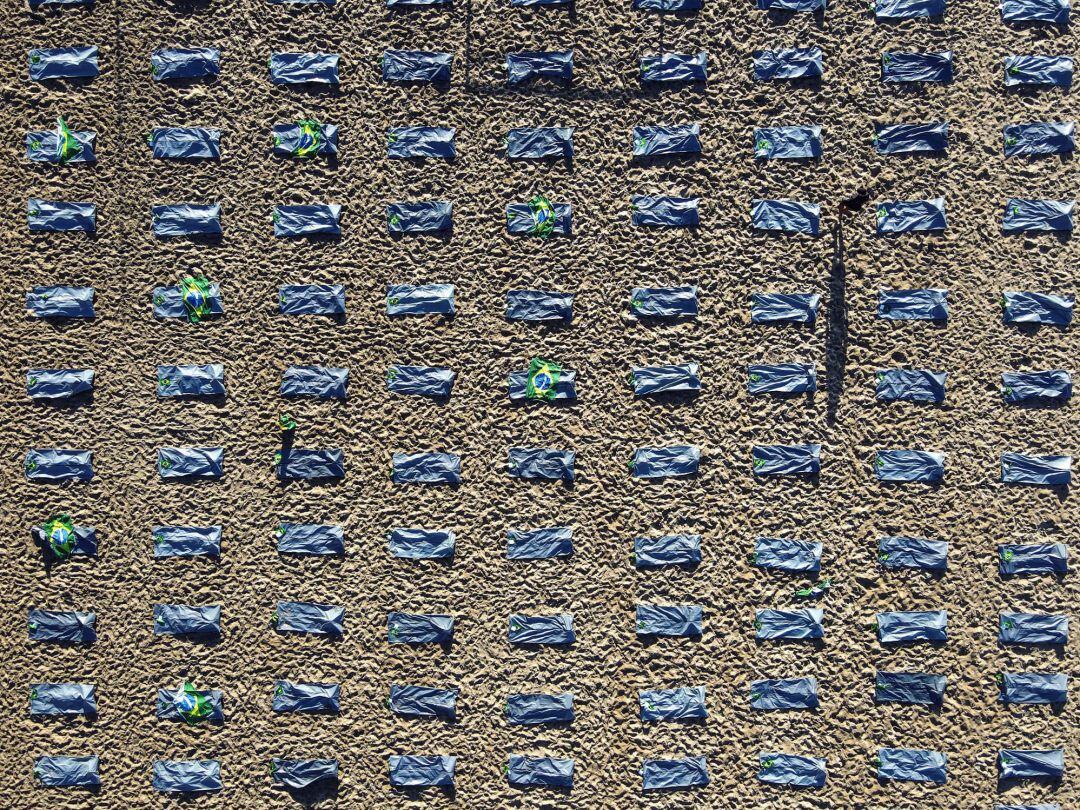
[55,117,83,164]
[525,358,561,400]
[42,514,76,559]
[179,275,213,323]
[174,681,214,724]
[293,119,324,157]
[527,194,556,238]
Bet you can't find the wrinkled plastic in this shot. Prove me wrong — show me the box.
[753,48,822,81]
[29,47,99,81]
[150,127,221,160]
[757,752,826,788]
[635,0,702,8]
[750,677,818,710]
[279,284,345,316]
[511,0,569,5]
[877,198,947,233]
[1003,198,1074,232]
[1001,673,1067,704]
[154,525,221,558]
[272,680,340,713]
[507,526,573,559]
[506,201,571,235]
[752,199,820,235]
[874,0,944,17]
[631,195,698,227]
[630,286,698,318]
[640,686,707,721]
[383,50,451,83]
[640,52,708,83]
[1001,0,1068,23]
[875,449,944,482]
[751,292,819,323]
[508,613,574,645]
[632,364,700,396]
[1004,55,1072,87]
[155,687,223,720]
[878,288,948,320]
[30,683,96,716]
[878,536,948,569]
[25,449,93,482]
[633,124,701,157]
[748,363,815,395]
[276,601,344,636]
[1002,370,1071,403]
[634,535,701,567]
[271,759,338,790]
[152,48,220,81]
[29,609,96,643]
[387,202,452,233]
[154,604,220,636]
[27,201,96,233]
[269,53,339,85]
[276,449,344,480]
[152,281,222,319]
[389,528,455,559]
[277,523,344,556]
[388,127,456,159]
[26,286,94,319]
[632,446,700,478]
[158,447,223,479]
[754,537,821,572]
[387,365,455,397]
[156,364,224,398]
[1000,612,1068,644]
[506,290,573,322]
[877,610,948,642]
[273,123,338,157]
[392,452,460,484]
[506,51,573,85]
[274,204,341,238]
[506,127,573,159]
[874,122,948,154]
[637,604,702,637]
[876,369,946,403]
[877,748,947,783]
[999,542,1068,575]
[506,693,573,724]
[998,749,1064,780]
[1002,291,1073,325]
[754,126,821,159]
[641,757,709,790]
[27,369,94,400]
[756,608,823,640]
[31,524,96,557]
[995,805,1060,810]
[882,51,953,82]
[508,447,575,482]
[281,366,348,399]
[875,671,947,704]
[757,0,824,10]
[753,444,821,476]
[507,756,574,788]
[1004,122,1074,157]
[152,760,221,793]
[1001,452,1071,485]
[389,611,454,643]
[390,684,457,719]
[34,755,100,788]
[26,128,96,163]
[152,204,221,237]
[389,755,455,787]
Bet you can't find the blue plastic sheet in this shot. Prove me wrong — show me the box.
[273,680,340,713]
[390,684,457,719]
[32,524,96,557]
[641,757,709,790]
[28,609,96,643]
[389,756,455,787]
[26,127,96,163]
[506,201,572,235]
[507,526,573,559]
[995,805,1060,810]
[748,363,816,395]
[156,364,224,398]
[876,369,947,403]
[637,604,703,637]
[152,48,220,81]
[274,204,341,238]
[153,760,221,793]
[392,452,461,484]
[387,284,455,316]
[757,0,824,9]
[269,53,339,85]
[877,610,948,642]
[25,450,93,482]
[506,51,573,85]
[882,51,953,83]
[634,535,701,567]
[28,0,92,9]
[153,526,221,558]
[1001,0,1068,23]
[1004,55,1072,87]
[875,672,947,704]
[874,122,948,154]
[388,611,454,643]
[27,201,96,233]
[150,127,220,160]
[277,449,344,480]
[753,48,822,81]
[506,127,573,159]
[154,604,220,636]
[152,204,221,237]
[754,537,822,572]
[877,748,947,783]
[506,693,573,724]
[30,683,96,716]
[508,613,575,645]
[25,287,93,319]
[387,202,453,233]
[750,677,818,710]
[757,753,826,788]
[281,366,348,399]
[158,447,224,479]
[756,608,823,640]
[1003,198,1074,232]
[630,286,698,318]
[388,127,456,159]
[754,126,821,159]
[29,47,99,81]
[1002,291,1073,325]
[1004,123,1074,157]
[271,760,338,790]
[874,0,944,17]
[389,528,455,559]
[640,52,708,83]
[633,124,701,157]
[998,749,1064,781]
[1002,370,1071,403]
[27,369,94,400]
[1000,612,1069,644]
[273,123,338,157]
[639,686,707,721]
[635,0,702,8]
[511,0,569,5]
[878,289,948,320]
[279,284,345,316]
[506,290,573,322]
[999,542,1068,575]
[507,756,574,788]
[752,199,820,235]
[276,601,345,636]
[877,198,947,234]
[156,686,223,721]
[753,444,821,476]
[508,447,575,482]
[383,50,451,83]
[1001,452,1071,485]
[277,523,344,555]
[631,446,700,478]
[878,536,948,570]
[153,281,222,319]
[632,364,700,396]
[387,365,455,397]
[751,292,820,323]
[631,196,698,227]
[34,756,100,788]
[1000,673,1067,704]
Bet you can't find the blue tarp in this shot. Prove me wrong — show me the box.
[506,51,573,85]
[1002,291,1073,325]
[1005,55,1072,87]
[154,526,220,558]
[388,127,456,159]
[1000,613,1069,644]
[508,613,575,645]
[748,363,816,395]
[29,47,99,81]
[999,542,1068,575]
[30,683,96,716]
[1001,673,1067,704]
[25,450,93,482]
[387,365,455,398]
[511,0,569,5]
[878,536,948,570]
[877,610,948,642]
[1001,0,1068,23]
[639,686,707,721]
[156,686,223,721]
[994,806,1060,810]
[637,604,703,637]
[877,199,947,233]
[754,537,822,572]
[506,693,573,724]
[271,760,338,790]
[273,123,338,157]
[641,757,709,790]
[1004,123,1074,157]
[152,204,221,237]
[877,748,947,783]
[279,284,345,316]
[152,760,221,793]
[390,684,457,719]
[276,449,344,480]
[392,452,461,484]
[633,124,701,157]
[1003,198,1074,232]
[27,201,95,233]
[31,524,96,558]
[874,0,944,16]
[388,612,454,643]
[630,286,698,318]
[389,528,455,559]
[640,52,708,83]
[28,0,92,10]
[506,201,571,235]
[507,526,573,559]
[632,364,700,396]
[158,447,223,479]
[27,369,94,400]
[875,672,947,704]
[882,51,953,82]
[152,48,220,81]
[876,369,947,403]
[153,604,220,636]
[1003,370,1071,403]
[26,127,96,163]
[756,608,823,640]
[281,366,348,399]
[751,199,820,235]
[874,122,948,154]
[878,289,948,320]
[156,364,224,398]
[387,284,455,315]
[383,50,451,83]
[998,749,1064,780]
[275,601,344,636]
[750,677,818,710]
[757,753,826,788]
[753,48,822,81]
[506,127,573,159]
[34,756,99,788]
[1001,452,1071,485]
[26,286,94,318]
[273,680,339,713]
[508,448,575,482]
[150,127,220,160]
[269,53,339,85]
[757,0,824,10]
[753,444,821,476]
[631,196,698,227]
[152,281,222,319]
[751,292,820,323]
[754,126,821,160]
[277,523,344,555]
[389,756,455,787]
[634,535,701,567]
[631,446,700,478]
[274,204,341,238]
[28,609,96,643]
[387,202,452,233]
[507,756,574,788]
[635,0,702,8]
[506,290,573,322]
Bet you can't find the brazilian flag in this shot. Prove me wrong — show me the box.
[293,119,324,158]
[174,681,213,724]
[526,358,561,400]
[55,117,83,164]
[42,514,76,559]
[527,194,556,238]
[180,275,213,323]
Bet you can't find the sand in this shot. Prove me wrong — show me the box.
[2,0,1077,806]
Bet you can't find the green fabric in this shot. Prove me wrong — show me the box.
[174,681,214,724]
[180,275,213,323]
[527,194,557,238]
[525,357,561,400]
[55,117,83,164]
[293,119,324,157]
[42,514,76,559]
